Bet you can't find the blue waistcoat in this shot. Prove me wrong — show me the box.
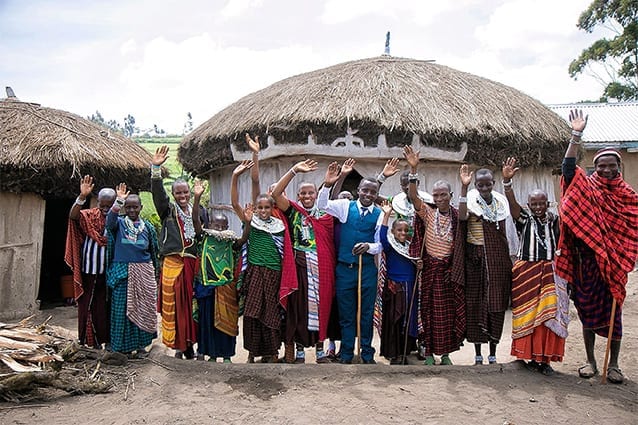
[337,201,380,264]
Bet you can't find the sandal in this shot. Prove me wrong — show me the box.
[474,355,484,365]
[488,355,497,364]
[606,367,624,384]
[440,355,453,366]
[578,363,598,379]
[423,355,435,366]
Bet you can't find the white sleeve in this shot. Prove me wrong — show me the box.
[366,210,383,255]
[317,186,349,223]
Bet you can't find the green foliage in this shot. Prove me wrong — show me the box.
[569,0,638,101]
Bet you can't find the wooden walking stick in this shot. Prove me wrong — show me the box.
[356,254,363,362]
[601,297,618,384]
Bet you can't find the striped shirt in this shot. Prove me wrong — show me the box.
[422,206,454,259]
[516,209,559,261]
[466,215,484,245]
[81,234,107,274]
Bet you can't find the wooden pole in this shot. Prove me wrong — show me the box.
[356,254,362,361]
[600,297,618,384]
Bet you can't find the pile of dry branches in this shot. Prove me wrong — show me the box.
[0,316,129,403]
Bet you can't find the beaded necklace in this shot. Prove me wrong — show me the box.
[251,215,285,234]
[175,203,195,241]
[123,216,146,242]
[434,208,453,242]
[531,215,549,251]
[476,195,501,229]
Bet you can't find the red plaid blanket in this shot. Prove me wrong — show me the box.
[556,167,638,305]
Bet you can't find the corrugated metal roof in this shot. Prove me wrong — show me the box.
[547,102,638,147]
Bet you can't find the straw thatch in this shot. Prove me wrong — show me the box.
[1,93,153,198]
[179,56,570,176]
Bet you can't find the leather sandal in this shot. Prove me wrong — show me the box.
[578,363,598,378]
[606,367,624,384]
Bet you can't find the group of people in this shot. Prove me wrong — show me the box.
[64,110,637,383]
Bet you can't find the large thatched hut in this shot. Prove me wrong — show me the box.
[179,56,569,232]
[0,89,153,319]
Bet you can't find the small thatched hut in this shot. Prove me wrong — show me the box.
[0,89,153,319]
[179,56,569,232]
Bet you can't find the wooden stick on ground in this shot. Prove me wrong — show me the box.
[356,254,363,362]
[601,297,618,384]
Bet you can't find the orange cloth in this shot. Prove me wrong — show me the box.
[510,325,565,364]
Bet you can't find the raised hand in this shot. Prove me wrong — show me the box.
[460,164,473,187]
[569,109,588,133]
[244,203,254,222]
[324,161,341,186]
[193,179,206,197]
[381,200,393,215]
[382,157,400,178]
[233,160,254,176]
[152,145,169,166]
[341,158,356,175]
[79,175,94,198]
[293,159,318,174]
[116,183,130,200]
[502,157,520,181]
[403,146,420,169]
[245,133,260,154]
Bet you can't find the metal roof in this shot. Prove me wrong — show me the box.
[547,102,638,149]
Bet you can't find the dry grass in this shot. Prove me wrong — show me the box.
[1,97,153,198]
[179,56,570,176]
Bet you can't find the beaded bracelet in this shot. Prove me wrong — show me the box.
[458,196,467,203]
[74,196,86,206]
[571,130,583,137]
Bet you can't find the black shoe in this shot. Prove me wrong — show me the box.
[339,358,352,364]
[362,359,376,364]
[183,346,195,360]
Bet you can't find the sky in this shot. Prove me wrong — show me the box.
[0,0,612,135]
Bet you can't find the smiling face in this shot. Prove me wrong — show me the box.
[391,219,410,243]
[474,170,494,202]
[432,181,452,212]
[297,183,317,209]
[357,178,379,207]
[124,195,142,221]
[595,155,620,180]
[172,181,191,209]
[255,196,273,220]
[527,190,549,219]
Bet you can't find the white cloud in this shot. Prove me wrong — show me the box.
[120,39,137,56]
[117,33,325,132]
[220,0,264,19]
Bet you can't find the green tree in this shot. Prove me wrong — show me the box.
[183,112,193,135]
[123,114,137,137]
[569,0,638,101]
[88,110,123,134]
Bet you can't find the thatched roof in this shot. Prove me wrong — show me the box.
[179,56,570,176]
[1,92,153,198]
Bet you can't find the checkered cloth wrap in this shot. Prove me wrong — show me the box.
[412,206,465,354]
[556,167,638,305]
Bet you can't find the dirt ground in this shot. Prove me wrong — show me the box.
[2,272,637,425]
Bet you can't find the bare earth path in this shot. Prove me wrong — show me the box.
[2,273,637,424]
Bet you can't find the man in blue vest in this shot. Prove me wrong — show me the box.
[317,161,383,364]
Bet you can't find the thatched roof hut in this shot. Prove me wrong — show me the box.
[0,89,154,319]
[1,93,152,197]
[179,56,569,176]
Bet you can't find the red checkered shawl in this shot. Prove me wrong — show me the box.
[273,206,299,311]
[281,200,335,341]
[64,208,108,300]
[556,167,638,305]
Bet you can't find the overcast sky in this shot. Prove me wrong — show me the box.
[1,0,610,134]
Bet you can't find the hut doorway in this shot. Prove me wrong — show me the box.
[339,169,363,199]
[38,198,74,306]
